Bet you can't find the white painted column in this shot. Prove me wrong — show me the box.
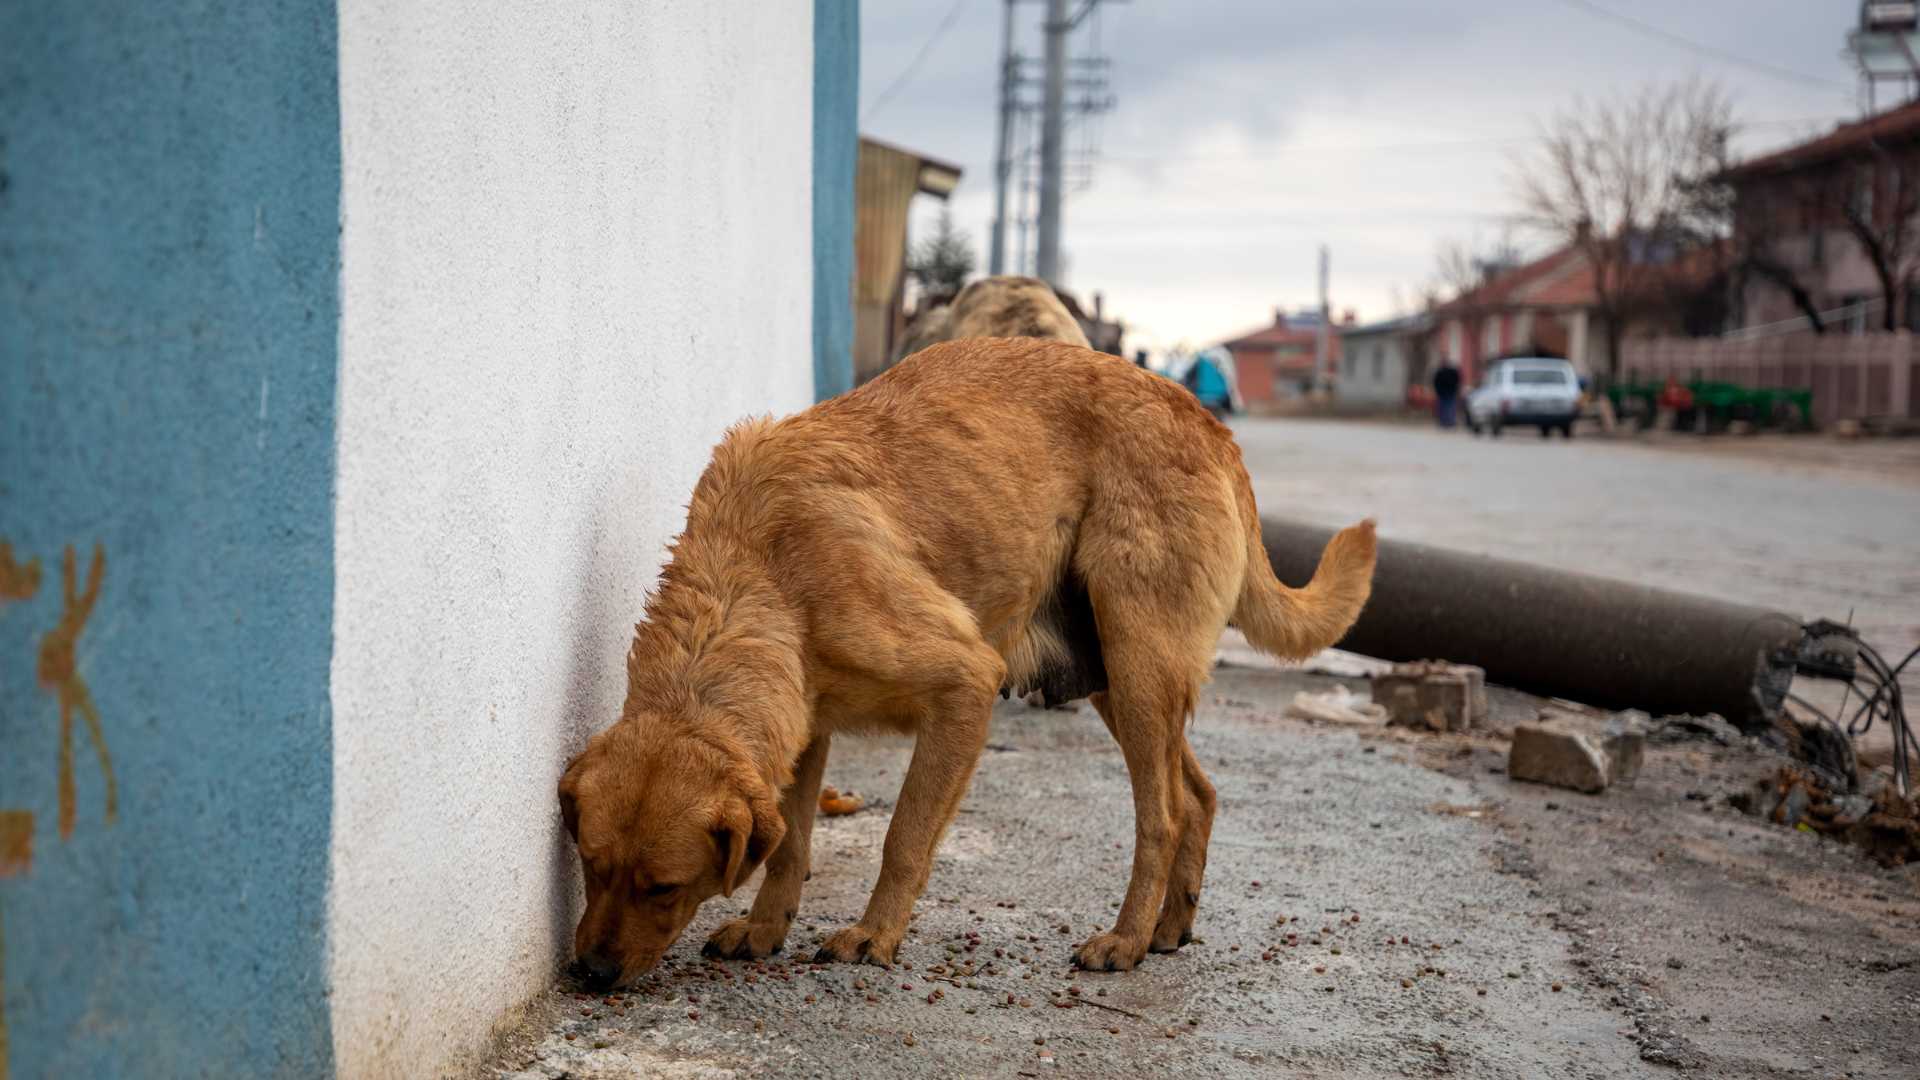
[329,3,816,1076]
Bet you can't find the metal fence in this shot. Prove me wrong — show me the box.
[1622,333,1920,427]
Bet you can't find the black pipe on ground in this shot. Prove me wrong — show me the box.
[1261,517,1803,732]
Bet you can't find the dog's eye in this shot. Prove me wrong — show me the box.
[644,882,677,899]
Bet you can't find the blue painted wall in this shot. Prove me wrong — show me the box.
[0,3,339,1078]
[812,0,859,401]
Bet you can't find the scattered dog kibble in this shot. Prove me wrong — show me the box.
[1550,983,1563,993]
[903,1034,917,1047]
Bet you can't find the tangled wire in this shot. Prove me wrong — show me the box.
[1792,620,1919,799]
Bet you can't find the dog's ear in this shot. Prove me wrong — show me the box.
[716,776,787,897]
[557,753,584,842]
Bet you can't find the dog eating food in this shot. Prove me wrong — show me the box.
[558,338,1375,989]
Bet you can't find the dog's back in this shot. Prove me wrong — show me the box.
[941,275,1091,350]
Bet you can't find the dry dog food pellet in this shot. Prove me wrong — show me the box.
[903,1034,917,1047]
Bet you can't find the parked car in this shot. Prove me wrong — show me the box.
[1465,357,1581,437]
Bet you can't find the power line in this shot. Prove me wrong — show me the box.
[1086,116,1844,164]
[1549,0,1850,91]
[864,0,974,122]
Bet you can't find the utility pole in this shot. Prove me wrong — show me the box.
[1035,0,1069,284]
[1315,245,1331,392]
[988,0,1016,275]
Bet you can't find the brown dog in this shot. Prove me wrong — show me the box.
[946,275,1090,347]
[895,275,1090,367]
[558,339,1375,988]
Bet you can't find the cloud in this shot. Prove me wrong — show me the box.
[862,0,1861,347]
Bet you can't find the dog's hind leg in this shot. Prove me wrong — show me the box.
[1151,739,1216,952]
[1069,487,1235,971]
[1073,660,1198,972]
[705,734,832,960]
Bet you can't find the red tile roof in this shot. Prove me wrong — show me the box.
[1722,99,1920,180]
[1432,247,1591,314]
[1219,318,1338,371]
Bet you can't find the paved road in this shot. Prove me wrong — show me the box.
[485,421,1919,1079]
[1235,418,1920,694]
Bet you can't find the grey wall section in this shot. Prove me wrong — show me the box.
[813,0,860,400]
[0,4,339,1078]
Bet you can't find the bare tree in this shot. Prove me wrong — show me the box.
[1515,80,1733,378]
[1838,142,1920,330]
[1716,173,1828,334]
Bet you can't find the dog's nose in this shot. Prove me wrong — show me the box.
[574,952,622,991]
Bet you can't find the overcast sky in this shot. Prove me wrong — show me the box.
[859,0,1868,352]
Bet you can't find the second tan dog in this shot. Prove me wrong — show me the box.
[559,339,1375,989]
[895,275,1089,364]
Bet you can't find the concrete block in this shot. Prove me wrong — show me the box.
[1602,714,1646,786]
[1508,723,1610,793]
[1373,660,1486,732]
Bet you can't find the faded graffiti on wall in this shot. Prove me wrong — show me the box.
[0,540,114,1080]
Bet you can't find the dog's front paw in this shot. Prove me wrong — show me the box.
[702,917,789,960]
[812,924,901,967]
[1073,930,1148,972]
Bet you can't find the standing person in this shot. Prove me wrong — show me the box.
[1432,359,1462,429]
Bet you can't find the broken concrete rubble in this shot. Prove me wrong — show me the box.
[1373,660,1486,732]
[1602,714,1645,786]
[1731,766,1920,867]
[1507,710,1647,794]
[1645,713,1742,747]
[1509,723,1611,793]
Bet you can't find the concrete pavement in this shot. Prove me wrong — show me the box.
[489,667,1649,1079]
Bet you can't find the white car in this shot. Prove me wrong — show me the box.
[1465,358,1582,438]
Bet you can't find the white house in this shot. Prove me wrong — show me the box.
[1336,314,1431,409]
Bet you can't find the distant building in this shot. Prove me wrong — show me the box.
[1220,308,1349,405]
[1721,98,1920,334]
[1336,314,1431,409]
[854,138,963,382]
[1426,247,1602,384]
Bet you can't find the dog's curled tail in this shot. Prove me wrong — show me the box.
[1232,517,1377,661]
